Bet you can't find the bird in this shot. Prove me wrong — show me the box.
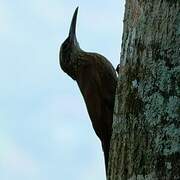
[59,7,117,172]
[116,63,121,74]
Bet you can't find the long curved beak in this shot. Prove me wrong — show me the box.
[69,7,79,42]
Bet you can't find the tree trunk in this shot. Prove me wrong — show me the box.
[108,0,180,179]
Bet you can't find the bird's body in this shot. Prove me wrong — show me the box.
[76,52,117,169]
[59,7,117,172]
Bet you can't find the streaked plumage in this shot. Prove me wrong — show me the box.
[59,7,117,172]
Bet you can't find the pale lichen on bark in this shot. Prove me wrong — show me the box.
[108,0,180,179]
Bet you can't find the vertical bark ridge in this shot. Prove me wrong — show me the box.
[108,0,180,179]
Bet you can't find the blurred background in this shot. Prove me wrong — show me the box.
[0,0,125,179]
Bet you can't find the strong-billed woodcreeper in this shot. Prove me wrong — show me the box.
[59,7,117,172]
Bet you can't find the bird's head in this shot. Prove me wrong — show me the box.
[59,7,80,80]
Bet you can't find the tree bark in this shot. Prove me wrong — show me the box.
[108,0,180,179]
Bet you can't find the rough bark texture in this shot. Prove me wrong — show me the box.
[108,0,180,179]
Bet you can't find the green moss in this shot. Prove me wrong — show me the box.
[144,92,165,126]
[166,96,180,119]
[165,0,179,6]
[165,162,172,170]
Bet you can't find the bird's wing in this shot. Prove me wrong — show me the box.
[99,56,117,111]
[77,52,117,111]
[91,53,118,111]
